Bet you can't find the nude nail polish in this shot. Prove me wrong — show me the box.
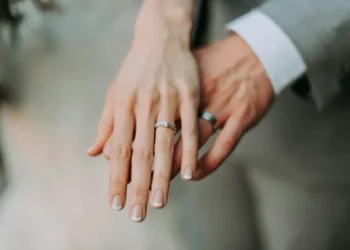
[153,190,163,207]
[183,165,192,180]
[131,204,143,222]
[111,195,122,211]
[86,146,93,154]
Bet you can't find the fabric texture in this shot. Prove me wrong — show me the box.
[258,0,350,109]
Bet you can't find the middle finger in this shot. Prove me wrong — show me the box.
[130,112,156,222]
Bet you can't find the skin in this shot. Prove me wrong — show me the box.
[99,33,275,222]
[88,0,275,222]
[173,34,274,180]
[87,0,198,222]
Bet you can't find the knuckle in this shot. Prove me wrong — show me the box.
[239,102,255,123]
[183,149,197,160]
[235,83,249,101]
[114,91,136,108]
[138,90,161,112]
[139,86,160,102]
[110,178,127,188]
[161,85,178,100]
[156,136,174,152]
[154,172,171,186]
[183,125,197,138]
[237,102,250,117]
[149,92,161,106]
[249,106,257,121]
[133,146,153,162]
[134,187,149,198]
[114,144,132,160]
[182,85,199,100]
[222,135,237,149]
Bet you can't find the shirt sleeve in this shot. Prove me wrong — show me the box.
[226,10,307,95]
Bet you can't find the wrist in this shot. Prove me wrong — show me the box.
[222,34,274,99]
[134,1,193,47]
[196,34,274,106]
[142,0,193,24]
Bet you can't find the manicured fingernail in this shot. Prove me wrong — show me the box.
[153,190,163,207]
[183,165,192,180]
[131,204,143,222]
[86,146,93,154]
[111,195,122,211]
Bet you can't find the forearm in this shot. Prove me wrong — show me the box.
[134,0,196,46]
[143,0,195,20]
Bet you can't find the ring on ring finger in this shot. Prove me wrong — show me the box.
[199,110,217,129]
[151,119,177,208]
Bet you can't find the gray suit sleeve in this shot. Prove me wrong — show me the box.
[257,0,350,109]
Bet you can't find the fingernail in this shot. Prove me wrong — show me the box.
[183,165,192,180]
[111,195,122,211]
[86,146,93,154]
[131,204,143,222]
[153,190,163,207]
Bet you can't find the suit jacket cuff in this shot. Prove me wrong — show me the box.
[226,10,307,95]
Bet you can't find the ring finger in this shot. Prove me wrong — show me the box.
[151,101,177,208]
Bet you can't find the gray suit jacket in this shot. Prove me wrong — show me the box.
[258,0,350,110]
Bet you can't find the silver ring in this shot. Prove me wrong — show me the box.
[155,120,177,134]
[199,111,217,127]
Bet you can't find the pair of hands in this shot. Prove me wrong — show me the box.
[87,10,274,222]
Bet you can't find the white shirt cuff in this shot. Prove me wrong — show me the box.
[226,10,307,95]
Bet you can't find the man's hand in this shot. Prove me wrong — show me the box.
[172,33,274,180]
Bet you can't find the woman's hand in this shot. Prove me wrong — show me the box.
[88,1,199,222]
